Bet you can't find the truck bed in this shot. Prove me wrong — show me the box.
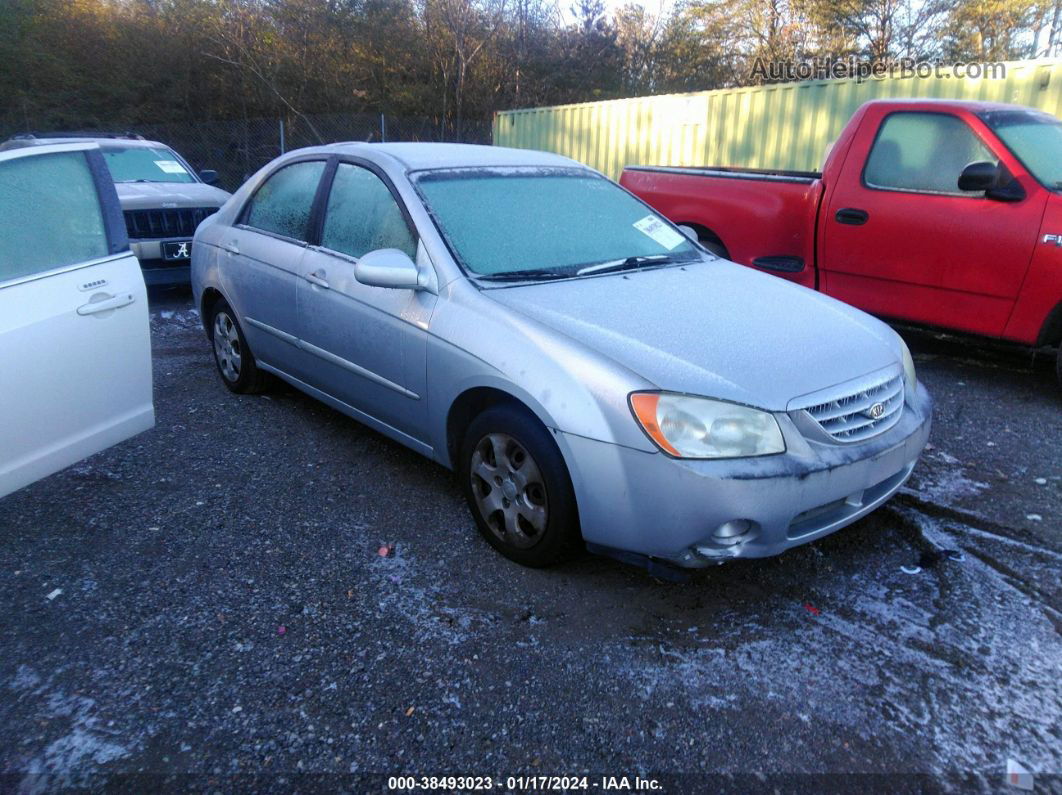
[620,164,824,289]
[624,165,821,184]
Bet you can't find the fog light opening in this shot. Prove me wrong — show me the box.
[712,519,753,544]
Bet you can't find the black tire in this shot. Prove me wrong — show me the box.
[209,298,271,394]
[698,236,729,259]
[459,403,581,567]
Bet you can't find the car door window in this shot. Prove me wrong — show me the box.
[321,163,416,259]
[864,113,996,196]
[0,151,109,283]
[243,160,325,241]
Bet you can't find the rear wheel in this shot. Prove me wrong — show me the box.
[698,235,729,259]
[210,299,271,394]
[459,404,580,567]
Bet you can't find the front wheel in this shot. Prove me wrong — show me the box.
[459,404,581,567]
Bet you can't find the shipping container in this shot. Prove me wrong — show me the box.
[493,59,1062,179]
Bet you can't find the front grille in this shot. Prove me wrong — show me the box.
[803,374,904,442]
[124,207,217,239]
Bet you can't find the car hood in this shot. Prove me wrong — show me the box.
[116,181,231,210]
[485,259,902,411]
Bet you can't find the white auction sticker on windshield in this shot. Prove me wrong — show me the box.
[154,160,188,174]
[633,215,684,250]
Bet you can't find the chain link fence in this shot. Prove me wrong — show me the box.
[1,113,493,192]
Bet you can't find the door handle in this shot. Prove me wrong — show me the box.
[835,207,869,225]
[305,270,330,289]
[77,293,135,316]
[223,240,239,254]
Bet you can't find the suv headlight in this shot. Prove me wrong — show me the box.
[900,339,917,391]
[629,392,785,459]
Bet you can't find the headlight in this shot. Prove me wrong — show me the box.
[900,339,917,391]
[629,392,785,459]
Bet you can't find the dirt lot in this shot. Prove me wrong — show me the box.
[1,288,1059,792]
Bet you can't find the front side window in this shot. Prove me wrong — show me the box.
[864,113,995,196]
[102,146,197,184]
[244,160,326,241]
[321,163,416,259]
[981,109,1062,189]
[0,151,109,283]
[414,168,699,278]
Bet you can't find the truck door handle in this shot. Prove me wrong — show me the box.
[77,293,135,315]
[223,240,239,254]
[835,208,869,225]
[305,270,330,289]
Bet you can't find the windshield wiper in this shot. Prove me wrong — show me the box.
[475,269,571,282]
[576,254,677,276]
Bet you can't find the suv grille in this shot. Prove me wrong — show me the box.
[803,374,904,442]
[124,207,218,240]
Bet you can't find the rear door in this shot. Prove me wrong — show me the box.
[221,157,327,380]
[821,107,1045,336]
[0,144,154,498]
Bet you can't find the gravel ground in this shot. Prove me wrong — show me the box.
[0,288,1059,792]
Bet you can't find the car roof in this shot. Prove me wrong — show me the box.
[297,142,581,171]
[0,134,167,151]
[863,98,1043,114]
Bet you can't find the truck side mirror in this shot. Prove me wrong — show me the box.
[959,161,1026,202]
[199,169,219,186]
[957,161,999,192]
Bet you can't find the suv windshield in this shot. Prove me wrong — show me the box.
[980,109,1062,189]
[414,167,700,278]
[102,145,197,184]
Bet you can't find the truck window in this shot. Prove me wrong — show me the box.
[864,113,995,196]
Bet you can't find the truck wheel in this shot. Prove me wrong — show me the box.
[459,404,581,567]
[698,235,729,260]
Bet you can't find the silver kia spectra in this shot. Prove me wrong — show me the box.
[192,143,931,574]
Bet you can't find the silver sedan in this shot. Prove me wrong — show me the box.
[192,143,931,573]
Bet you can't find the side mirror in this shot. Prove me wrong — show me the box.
[199,169,219,186]
[677,225,699,243]
[958,160,1026,203]
[957,161,999,192]
[354,248,423,290]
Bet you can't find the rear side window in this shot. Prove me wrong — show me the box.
[0,150,109,283]
[244,160,325,241]
[864,112,995,195]
[321,163,416,259]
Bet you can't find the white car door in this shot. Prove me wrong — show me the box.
[0,143,154,498]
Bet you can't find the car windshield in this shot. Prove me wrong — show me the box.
[414,167,700,278]
[981,110,1062,189]
[102,145,197,184]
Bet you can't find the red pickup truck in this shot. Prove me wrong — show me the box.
[619,99,1062,385]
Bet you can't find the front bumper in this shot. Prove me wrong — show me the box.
[131,240,192,286]
[559,382,932,568]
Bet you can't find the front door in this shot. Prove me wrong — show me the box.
[822,109,1045,336]
[0,145,154,498]
[296,161,436,445]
